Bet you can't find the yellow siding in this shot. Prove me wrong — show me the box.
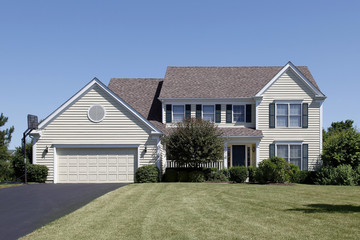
[34,85,158,182]
[258,69,321,170]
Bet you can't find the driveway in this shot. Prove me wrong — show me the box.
[0,183,127,240]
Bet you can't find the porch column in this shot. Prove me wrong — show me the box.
[224,141,228,169]
[256,141,260,166]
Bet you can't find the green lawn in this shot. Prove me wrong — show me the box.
[0,184,21,189]
[23,183,360,240]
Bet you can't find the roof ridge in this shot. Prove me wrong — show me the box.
[166,66,309,68]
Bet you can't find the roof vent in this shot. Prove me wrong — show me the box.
[88,105,106,123]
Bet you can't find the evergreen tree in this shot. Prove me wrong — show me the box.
[0,113,15,161]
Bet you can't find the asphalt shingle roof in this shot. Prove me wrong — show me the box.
[108,65,320,137]
[159,66,319,99]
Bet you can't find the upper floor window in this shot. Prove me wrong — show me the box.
[173,105,185,122]
[276,103,301,128]
[203,105,215,122]
[233,105,245,122]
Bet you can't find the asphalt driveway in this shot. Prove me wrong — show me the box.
[0,183,127,240]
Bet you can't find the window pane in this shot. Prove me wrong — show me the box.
[173,105,184,114]
[233,105,244,122]
[277,145,288,161]
[290,158,301,168]
[203,105,214,114]
[173,114,184,122]
[290,145,301,169]
[277,104,288,116]
[203,114,214,122]
[290,145,301,158]
[290,116,301,127]
[290,104,301,115]
[277,116,288,127]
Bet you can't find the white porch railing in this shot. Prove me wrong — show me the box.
[166,160,224,170]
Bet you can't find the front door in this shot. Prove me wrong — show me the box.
[232,145,246,167]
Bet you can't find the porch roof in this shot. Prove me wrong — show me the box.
[219,127,263,137]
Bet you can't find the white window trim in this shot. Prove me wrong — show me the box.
[233,104,246,123]
[275,101,302,128]
[172,105,185,123]
[202,104,215,122]
[275,142,303,170]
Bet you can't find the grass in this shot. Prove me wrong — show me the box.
[23,183,360,240]
[0,183,21,189]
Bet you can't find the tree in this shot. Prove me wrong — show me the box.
[162,118,224,168]
[11,142,33,179]
[323,120,354,141]
[322,120,360,168]
[0,113,14,161]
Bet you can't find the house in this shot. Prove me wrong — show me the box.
[30,62,326,183]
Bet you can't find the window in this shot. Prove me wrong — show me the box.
[203,105,215,122]
[233,105,245,122]
[276,103,301,127]
[276,144,302,169]
[173,105,185,122]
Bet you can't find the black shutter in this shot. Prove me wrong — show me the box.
[269,144,275,158]
[302,103,308,128]
[246,104,252,123]
[185,104,191,119]
[166,104,172,123]
[196,105,202,119]
[302,144,308,170]
[215,104,221,123]
[226,105,232,123]
[269,103,275,128]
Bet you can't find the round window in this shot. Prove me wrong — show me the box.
[88,105,106,123]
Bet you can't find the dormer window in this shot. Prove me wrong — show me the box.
[173,105,185,122]
[233,105,245,122]
[203,105,215,122]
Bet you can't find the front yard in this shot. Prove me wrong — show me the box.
[23,183,360,240]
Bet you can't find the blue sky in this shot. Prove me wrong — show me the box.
[1,0,360,149]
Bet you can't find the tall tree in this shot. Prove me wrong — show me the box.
[322,120,360,168]
[0,113,15,161]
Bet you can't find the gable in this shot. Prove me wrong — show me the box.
[256,62,325,99]
[261,68,315,99]
[40,85,154,140]
[35,78,161,135]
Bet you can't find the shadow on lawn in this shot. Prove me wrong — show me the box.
[288,204,360,213]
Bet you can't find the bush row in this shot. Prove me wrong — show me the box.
[0,159,48,183]
[162,166,248,183]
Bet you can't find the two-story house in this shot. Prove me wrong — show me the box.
[30,62,326,183]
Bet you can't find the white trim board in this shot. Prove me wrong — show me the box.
[256,61,326,98]
[35,78,162,134]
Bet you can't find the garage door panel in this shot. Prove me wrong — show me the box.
[57,148,136,183]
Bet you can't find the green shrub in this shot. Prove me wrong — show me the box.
[136,165,159,183]
[289,164,301,183]
[247,166,256,183]
[188,171,205,182]
[254,157,299,183]
[355,166,360,185]
[0,161,14,181]
[334,165,356,186]
[202,167,219,180]
[207,171,228,182]
[295,170,316,184]
[315,165,357,186]
[163,168,178,182]
[27,164,48,183]
[178,170,189,182]
[229,166,247,183]
[220,169,230,180]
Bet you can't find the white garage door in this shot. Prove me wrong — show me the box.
[57,148,136,183]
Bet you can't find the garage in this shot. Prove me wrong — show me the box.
[56,148,136,183]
